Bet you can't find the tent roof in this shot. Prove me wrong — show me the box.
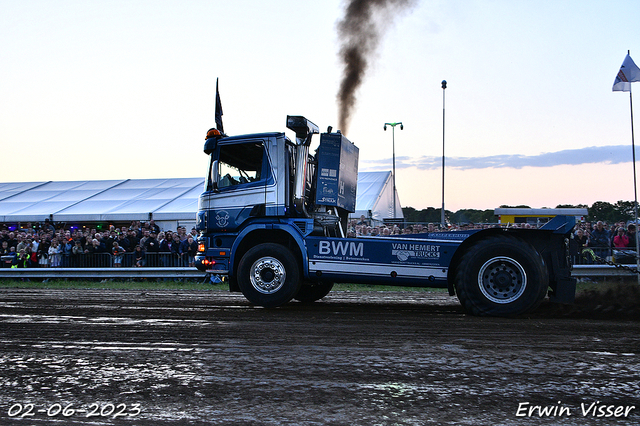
[355,172,391,212]
[0,178,204,223]
[0,173,397,223]
[352,171,403,221]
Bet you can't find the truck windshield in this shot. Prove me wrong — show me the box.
[214,142,263,189]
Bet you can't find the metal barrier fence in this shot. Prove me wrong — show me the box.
[0,267,206,279]
[3,249,637,271]
[573,247,611,265]
[2,252,191,268]
[0,265,634,280]
[573,247,638,265]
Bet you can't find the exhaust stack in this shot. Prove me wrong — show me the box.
[286,116,319,216]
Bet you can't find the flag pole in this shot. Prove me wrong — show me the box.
[627,50,640,280]
[613,50,640,278]
[631,85,640,280]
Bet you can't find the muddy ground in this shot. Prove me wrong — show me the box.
[0,288,638,425]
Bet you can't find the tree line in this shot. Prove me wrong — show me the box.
[402,201,638,225]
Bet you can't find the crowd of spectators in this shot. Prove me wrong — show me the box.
[569,220,637,264]
[0,219,198,268]
[2,216,636,268]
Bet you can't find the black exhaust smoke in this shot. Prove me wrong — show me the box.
[336,0,417,135]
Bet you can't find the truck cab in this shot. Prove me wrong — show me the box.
[198,131,288,232]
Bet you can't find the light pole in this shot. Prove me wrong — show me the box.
[441,80,447,229]
[384,121,403,219]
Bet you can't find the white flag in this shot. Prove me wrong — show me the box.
[613,53,640,92]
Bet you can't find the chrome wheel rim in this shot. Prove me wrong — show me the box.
[250,256,286,294]
[478,256,527,304]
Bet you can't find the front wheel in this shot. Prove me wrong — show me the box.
[237,243,301,308]
[454,235,548,316]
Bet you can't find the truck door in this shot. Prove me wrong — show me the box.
[202,138,276,231]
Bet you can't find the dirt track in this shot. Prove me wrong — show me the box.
[0,288,638,425]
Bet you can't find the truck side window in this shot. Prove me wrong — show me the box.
[217,142,263,189]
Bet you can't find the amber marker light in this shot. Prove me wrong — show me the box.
[206,128,221,139]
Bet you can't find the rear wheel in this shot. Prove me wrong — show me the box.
[455,235,548,316]
[294,282,334,303]
[237,243,301,308]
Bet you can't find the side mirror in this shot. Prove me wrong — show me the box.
[210,160,220,192]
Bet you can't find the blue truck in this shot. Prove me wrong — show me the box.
[195,116,576,316]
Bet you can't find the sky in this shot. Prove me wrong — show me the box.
[1,0,640,212]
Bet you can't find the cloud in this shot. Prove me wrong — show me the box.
[360,145,636,171]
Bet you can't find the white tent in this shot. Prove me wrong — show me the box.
[0,178,203,225]
[0,172,400,228]
[350,171,403,225]
[53,178,204,222]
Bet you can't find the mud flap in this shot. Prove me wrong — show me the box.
[548,276,576,304]
[547,236,577,305]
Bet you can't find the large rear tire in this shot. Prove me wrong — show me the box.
[237,243,301,308]
[294,282,334,303]
[455,235,548,316]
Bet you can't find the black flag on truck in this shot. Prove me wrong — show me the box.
[215,78,224,133]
